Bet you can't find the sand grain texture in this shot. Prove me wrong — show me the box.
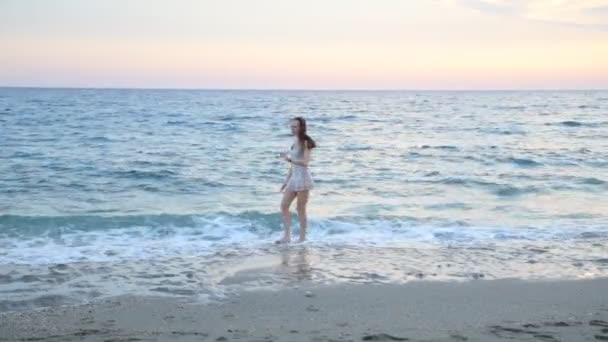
[1,278,607,341]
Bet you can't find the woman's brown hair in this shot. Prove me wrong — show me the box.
[292,116,316,149]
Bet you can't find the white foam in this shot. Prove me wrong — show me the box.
[0,214,605,265]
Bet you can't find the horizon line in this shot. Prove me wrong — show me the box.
[1,85,607,92]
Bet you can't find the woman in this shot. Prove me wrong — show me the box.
[277,117,316,243]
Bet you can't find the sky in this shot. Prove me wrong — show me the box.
[1,0,607,90]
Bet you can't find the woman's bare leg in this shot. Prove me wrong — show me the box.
[296,190,309,242]
[278,190,297,243]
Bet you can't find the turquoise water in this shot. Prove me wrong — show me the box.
[1,88,607,309]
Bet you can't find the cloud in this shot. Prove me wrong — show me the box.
[447,0,608,30]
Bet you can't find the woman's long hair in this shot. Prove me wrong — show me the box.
[292,116,316,149]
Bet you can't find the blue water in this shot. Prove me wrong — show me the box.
[1,88,607,309]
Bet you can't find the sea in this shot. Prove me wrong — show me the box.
[1,87,607,310]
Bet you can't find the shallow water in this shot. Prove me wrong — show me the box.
[1,88,607,310]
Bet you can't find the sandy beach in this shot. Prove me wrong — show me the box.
[1,277,607,341]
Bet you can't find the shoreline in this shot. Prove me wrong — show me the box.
[1,277,607,341]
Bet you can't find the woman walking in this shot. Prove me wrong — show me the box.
[277,117,316,243]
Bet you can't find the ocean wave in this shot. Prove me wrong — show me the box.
[492,105,526,110]
[111,169,179,180]
[502,157,543,167]
[425,176,543,196]
[1,212,606,265]
[549,120,602,127]
[417,145,459,150]
[435,177,496,187]
[579,177,606,185]
[338,145,372,151]
[493,184,539,197]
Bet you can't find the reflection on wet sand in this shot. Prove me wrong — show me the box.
[279,245,312,281]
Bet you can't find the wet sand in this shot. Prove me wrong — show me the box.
[1,278,608,341]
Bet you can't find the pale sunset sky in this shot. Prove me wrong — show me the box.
[1,0,607,90]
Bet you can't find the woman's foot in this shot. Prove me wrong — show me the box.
[274,237,291,244]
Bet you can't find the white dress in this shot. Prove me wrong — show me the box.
[285,141,314,192]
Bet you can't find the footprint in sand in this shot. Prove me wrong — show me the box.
[306,305,320,312]
[449,333,468,341]
[362,333,409,341]
[591,320,608,340]
[489,324,559,341]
